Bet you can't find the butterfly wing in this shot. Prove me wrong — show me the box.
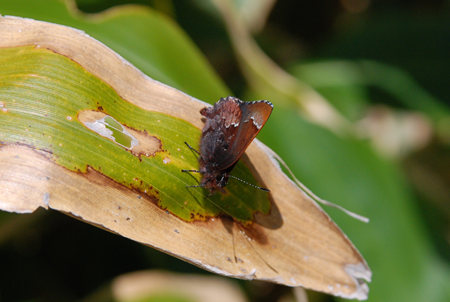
[199,97,242,170]
[215,99,273,170]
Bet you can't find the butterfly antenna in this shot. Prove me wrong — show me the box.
[228,175,269,192]
[184,141,201,156]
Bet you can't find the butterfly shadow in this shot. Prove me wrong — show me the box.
[219,206,281,274]
[181,142,283,233]
[214,153,284,257]
[240,154,283,229]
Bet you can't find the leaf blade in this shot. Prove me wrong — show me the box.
[0,16,371,300]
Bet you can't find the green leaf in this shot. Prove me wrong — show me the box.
[0,0,230,102]
[291,60,450,123]
[289,60,369,121]
[0,45,268,222]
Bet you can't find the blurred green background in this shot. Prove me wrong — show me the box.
[0,0,449,301]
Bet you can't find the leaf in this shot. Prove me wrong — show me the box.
[0,40,266,224]
[290,60,450,124]
[0,16,371,300]
[0,0,230,102]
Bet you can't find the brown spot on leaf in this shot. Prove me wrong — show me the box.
[131,129,162,158]
[81,166,159,207]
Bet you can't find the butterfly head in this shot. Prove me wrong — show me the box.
[198,159,229,192]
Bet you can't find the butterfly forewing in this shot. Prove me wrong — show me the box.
[199,98,241,168]
[216,100,273,170]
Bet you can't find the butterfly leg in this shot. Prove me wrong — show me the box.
[181,169,200,173]
[181,169,203,190]
[186,184,204,188]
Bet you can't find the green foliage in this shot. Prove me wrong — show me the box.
[291,60,449,122]
[258,106,449,302]
[0,1,448,302]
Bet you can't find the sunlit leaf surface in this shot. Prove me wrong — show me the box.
[0,45,269,222]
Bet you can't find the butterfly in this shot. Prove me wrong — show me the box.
[183,96,273,192]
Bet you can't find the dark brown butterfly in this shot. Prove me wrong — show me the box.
[183,96,273,192]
